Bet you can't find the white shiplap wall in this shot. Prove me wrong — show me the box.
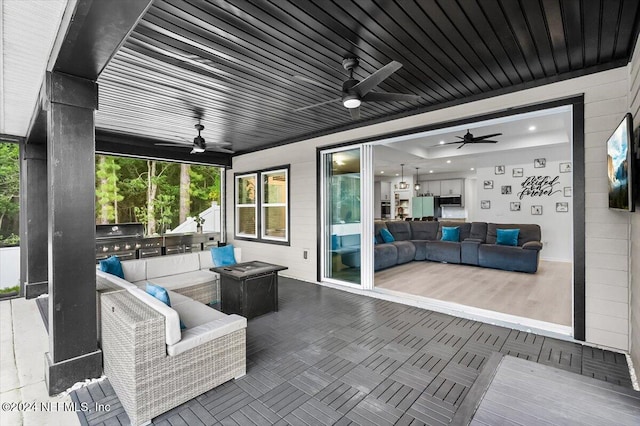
[628,35,640,371]
[229,66,631,351]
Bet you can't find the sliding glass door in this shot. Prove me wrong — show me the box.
[321,148,362,285]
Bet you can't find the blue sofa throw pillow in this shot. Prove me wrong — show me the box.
[496,228,520,246]
[211,244,237,267]
[441,226,460,242]
[146,283,186,330]
[380,228,395,243]
[99,255,124,279]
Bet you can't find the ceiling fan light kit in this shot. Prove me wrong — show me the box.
[295,56,420,120]
[154,123,234,155]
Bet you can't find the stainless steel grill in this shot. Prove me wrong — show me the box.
[96,224,220,262]
[96,223,144,263]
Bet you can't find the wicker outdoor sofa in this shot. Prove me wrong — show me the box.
[96,249,246,425]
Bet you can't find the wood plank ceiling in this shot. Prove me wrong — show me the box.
[96,0,640,156]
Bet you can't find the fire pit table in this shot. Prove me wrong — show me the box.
[211,261,287,319]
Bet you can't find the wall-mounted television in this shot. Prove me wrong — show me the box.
[607,113,635,212]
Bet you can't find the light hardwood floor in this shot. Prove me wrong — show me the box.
[375,260,573,326]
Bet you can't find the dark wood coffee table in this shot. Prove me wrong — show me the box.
[210,261,288,319]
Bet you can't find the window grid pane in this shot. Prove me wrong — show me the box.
[262,169,288,241]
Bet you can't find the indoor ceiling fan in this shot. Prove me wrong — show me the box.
[441,130,502,149]
[155,123,234,154]
[293,57,421,120]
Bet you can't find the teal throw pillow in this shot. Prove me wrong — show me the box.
[496,229,520,246]
[211,244,237,267]
[146,283,186,330]
[331,234,340,250]
[380,228,395,243]
[146,282,171,306]
[441,226,460,242]
[99,256,124,279]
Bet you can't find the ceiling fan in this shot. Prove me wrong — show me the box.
[293,57,421,120]
[441,130,502,149]
[155,123,234,154]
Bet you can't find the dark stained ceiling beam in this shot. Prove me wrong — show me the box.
[49,0,154,80]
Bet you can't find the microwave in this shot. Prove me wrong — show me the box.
[437,195,463,206]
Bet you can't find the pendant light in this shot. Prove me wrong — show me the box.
[414,167,420,191]
[398,164,409,189]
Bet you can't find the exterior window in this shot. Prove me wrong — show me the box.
[235,166,289,244]
[235,173,257,238]
[261,169,288,241]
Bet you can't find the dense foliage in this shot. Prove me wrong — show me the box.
[0,143,19,246]
[0,143,221,246]
[95,155,221,235]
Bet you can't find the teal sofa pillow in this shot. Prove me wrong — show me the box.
[211,245,237,267]
[146,283,186,330]
[380,228,395,243]
[146,282,171,306]
[441,226,460,242]
[99,256,124,279]
[496,228,520,246]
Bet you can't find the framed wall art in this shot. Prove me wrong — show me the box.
[559,162,572,173]
[534,158,546,168]
[531,205,543,215]
[512,168,523,177]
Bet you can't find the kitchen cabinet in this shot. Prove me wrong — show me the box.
[380,181,391,200]
[412,196,434,218]
[440,179,463,196]
[423,180,441,196]
[394,190,411,219]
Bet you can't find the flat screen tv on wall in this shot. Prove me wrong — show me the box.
[607,113,635,212]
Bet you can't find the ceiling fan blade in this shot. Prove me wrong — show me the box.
[349,107,361,120]
[352,60,403,96]
[204,146,235,154]
[442,141,463,145]
[473,133,502,141]
[361,92,420,102]
[457,143,467,149]
[473,140,498,143]
[294,97,341,112]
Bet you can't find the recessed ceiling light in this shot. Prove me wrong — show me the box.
[380,171,384,174]
[439,140,445,145]
[446,160,451,164]
[429,170,434,173]
[529,125,536,131]
[470,167,475,171]
[395,173,399,176]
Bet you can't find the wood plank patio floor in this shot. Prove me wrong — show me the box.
[71,277,635,425]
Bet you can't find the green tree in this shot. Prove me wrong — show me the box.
[95,155,123,223]
[0,143,20,245]
[189,165,221,215]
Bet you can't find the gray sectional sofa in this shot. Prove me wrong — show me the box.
[374,220,543,273]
